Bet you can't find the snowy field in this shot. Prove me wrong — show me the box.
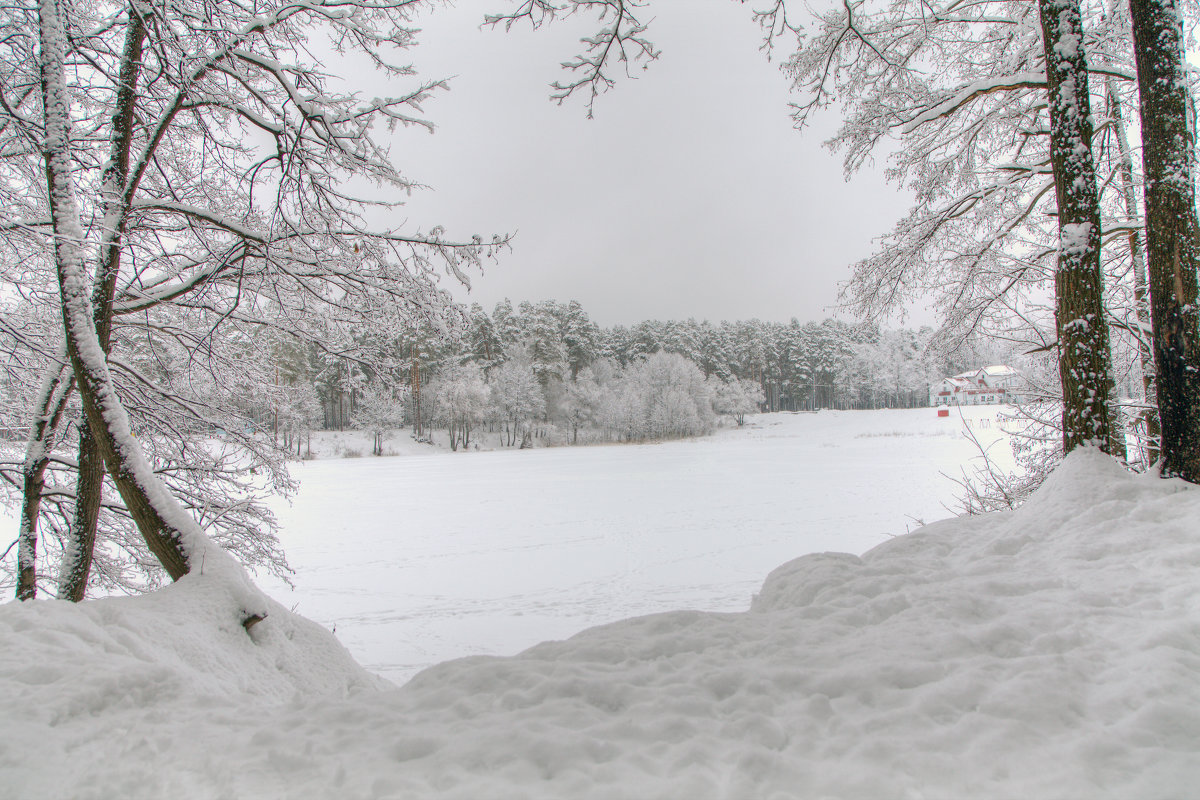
[5,437,1199,798]
[265,407,1018,684]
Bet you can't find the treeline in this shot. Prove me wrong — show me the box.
[271,299,1013,446]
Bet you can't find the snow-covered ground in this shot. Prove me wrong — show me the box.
[4,435,1198,798]
[264,408,1019,683]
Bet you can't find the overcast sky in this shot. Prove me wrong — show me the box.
[378,0,908,327]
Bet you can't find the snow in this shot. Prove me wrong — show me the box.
[1060,220,1093,255]
[3,429,1199,797]
[2,410,1200,796]
[901,72,1047,133]
[264,408,1018,683]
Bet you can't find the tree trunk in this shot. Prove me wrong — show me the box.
[1038,0,1120,455]
[15,363,73,600]
[57,420,104,601]
[53,5,148,599]
[39,0,191,580]
[1128,0,1200,482]
[1106,75,1160,467]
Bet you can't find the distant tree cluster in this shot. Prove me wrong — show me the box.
[279,298,1025,452]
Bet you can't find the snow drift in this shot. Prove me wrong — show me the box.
[2,449,1198,798]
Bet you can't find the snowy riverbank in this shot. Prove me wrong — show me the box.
[3,447,1198,798]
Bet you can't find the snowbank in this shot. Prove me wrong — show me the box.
[3,449,1198,798]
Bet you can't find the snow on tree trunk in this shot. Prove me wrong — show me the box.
[15,363,72,600]
[1037,0,1119,456]
[57,421,104,601]
[37,0,262,611]
[1128,0,1200,482]
[59,8,145,597]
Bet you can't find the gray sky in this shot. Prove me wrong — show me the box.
[384,0,907,327]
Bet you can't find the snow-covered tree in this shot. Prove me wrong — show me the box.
[352,380,409,457]
[562,300,600,379]
[433,364,490,451]
[489,349,546,447]
[1038,0,1121,456]
[484,0,660,117]
[622,351,716,440]
[561,366,603,443]
[5,0,501,600]
[712,378,765,427]
[466,304,505,371]
[522,300,570,389]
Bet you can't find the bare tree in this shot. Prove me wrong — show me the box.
[711,377,764,427]
[1101,69,1159,466]
[14,362,72,600]
[484,0,661,117]
[489,349,546,447]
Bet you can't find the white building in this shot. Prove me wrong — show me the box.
[930,365,1025,406]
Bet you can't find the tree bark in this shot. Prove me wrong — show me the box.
[1038,0,1120,455]
[15,363,73,600]
[1105,76,1160,467]
[1128,0,1200,482]
[39,0,191,580]
[57,420,104,601]
[54,6,147,600]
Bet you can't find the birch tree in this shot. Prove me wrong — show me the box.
[489,349,546,447]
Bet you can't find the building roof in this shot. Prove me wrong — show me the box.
[951,365,1019,381]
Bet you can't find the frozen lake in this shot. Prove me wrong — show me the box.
[264,407,1017,684]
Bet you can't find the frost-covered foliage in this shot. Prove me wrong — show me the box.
[432,364,491,451]
[561,365,602,443]
[0,0,503,597]
[712,378,765,427]
[352,379,409,457]
[452,300,987,416]
[593,352,716,442]
[296,299,1038,453]
[488,348,546,447]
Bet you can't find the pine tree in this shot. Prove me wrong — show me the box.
[1037,0,1120,455]
[1127,0,1200,481]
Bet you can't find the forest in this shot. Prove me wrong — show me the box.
[286,299,1032,443]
